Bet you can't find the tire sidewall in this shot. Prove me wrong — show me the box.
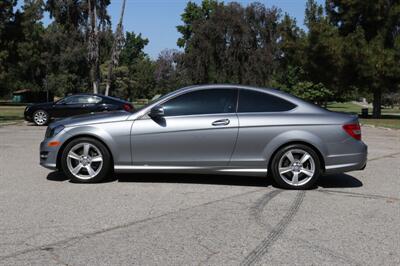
[61,137,111,183]
[33,110,49,126]
[271,144,321,190]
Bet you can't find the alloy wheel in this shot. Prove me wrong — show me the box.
[278,149,315,187]
[33,111,48,125]
[66,143,103,180]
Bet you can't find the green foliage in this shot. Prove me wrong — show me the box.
[289,81,334,104]
[101,31,154,100]
[177,1,283,85]
[326,0,400,117]
[176,0,219,49]
[42,22,89,95]
[154,49,186,95]
[120,32,149,65]
[303,0,344,93]
[0,0,398,119]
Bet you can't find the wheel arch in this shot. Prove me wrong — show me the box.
[263,129,327,173]
[56,134,114,171]
[267,141,326,173]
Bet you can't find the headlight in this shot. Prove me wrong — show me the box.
[47,125,64,138]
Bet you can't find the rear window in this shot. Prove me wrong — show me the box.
[238,89,296,113]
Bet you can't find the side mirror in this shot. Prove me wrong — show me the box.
[149,106,164,118]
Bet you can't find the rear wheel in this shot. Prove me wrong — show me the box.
[33,110,49,126]
[61,138,111,183]
[270,144,321,189]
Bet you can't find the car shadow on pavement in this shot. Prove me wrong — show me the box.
[318,173,363,188]
[46,171,272,187]
[47,171,69,182]
[116,173,273,187]
[47,171,362,189]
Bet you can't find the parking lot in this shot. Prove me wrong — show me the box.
[0,124,399,265]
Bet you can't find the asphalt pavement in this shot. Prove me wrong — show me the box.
[0,124,399,265]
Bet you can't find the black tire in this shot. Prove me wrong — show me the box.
[33,110,49,126]
[270,144,321,190]
[61,137,112,183]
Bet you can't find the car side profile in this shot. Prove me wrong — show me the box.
[24,94,134,126]
[40,85,367,189]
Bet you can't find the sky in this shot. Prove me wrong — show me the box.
[29,0,325,59]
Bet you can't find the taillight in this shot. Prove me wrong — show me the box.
[343,123,361,140]
[123,103,133,112]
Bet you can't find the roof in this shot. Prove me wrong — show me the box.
[70,93,128,102]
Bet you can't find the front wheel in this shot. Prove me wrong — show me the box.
[33,110,49,126]
[270,144,321,189]
[61,138,111,183]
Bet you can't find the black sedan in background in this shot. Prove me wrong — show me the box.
[24,94,134,125]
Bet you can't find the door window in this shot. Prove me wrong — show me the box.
[238,89,296,112]
[63,95,102,104]
[86,96,102,103]
[162,89,237,117]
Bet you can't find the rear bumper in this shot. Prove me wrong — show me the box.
[325,141,367,173]
[325,160,367,173]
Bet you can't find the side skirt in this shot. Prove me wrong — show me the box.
[114,165,268,177]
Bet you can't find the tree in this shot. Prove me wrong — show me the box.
[87,0,111,94]
[14,0,46,91]
[43,0,91,96]
[105,0,126,96]
[154,49,183,95]
[46,0,85,30]
[177,1,283,86]
[326,0,400,117]
[119,32,148,66]
[176,0,218,50]
[0,0,18,96]
[42,22,89,95]
[272,14,308,95]
[101,31,151,99]
[288,81,334,106]
[303,0,344,98]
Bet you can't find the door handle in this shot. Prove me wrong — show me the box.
[212,119,230,126]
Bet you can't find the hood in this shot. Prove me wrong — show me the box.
[50,110,131,128]
[29,102,54,108]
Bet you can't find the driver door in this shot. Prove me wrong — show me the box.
[131,88,239,167]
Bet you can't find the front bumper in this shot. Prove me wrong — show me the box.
[40,126,73,170]
[40,140,61,170]
[24,109,33,122]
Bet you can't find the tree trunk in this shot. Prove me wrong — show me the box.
[88,0,99,94]
[372,88,382,118]
[105,73,111,96]
[91,64,100,94]
[105,0,126,96]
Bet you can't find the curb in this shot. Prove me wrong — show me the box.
[0,121,24,127]
[361,123,399,131]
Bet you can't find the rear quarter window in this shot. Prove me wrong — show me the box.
[238,89,296,113]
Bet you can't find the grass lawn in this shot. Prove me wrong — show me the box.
[1,102,399,129]
[359,118,400,129]
[0,105,25,124]
[327,102,400,129]
[327,102,363,114]
[327,102,400,115]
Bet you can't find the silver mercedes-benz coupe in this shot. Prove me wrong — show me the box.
[40,85,367,189]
